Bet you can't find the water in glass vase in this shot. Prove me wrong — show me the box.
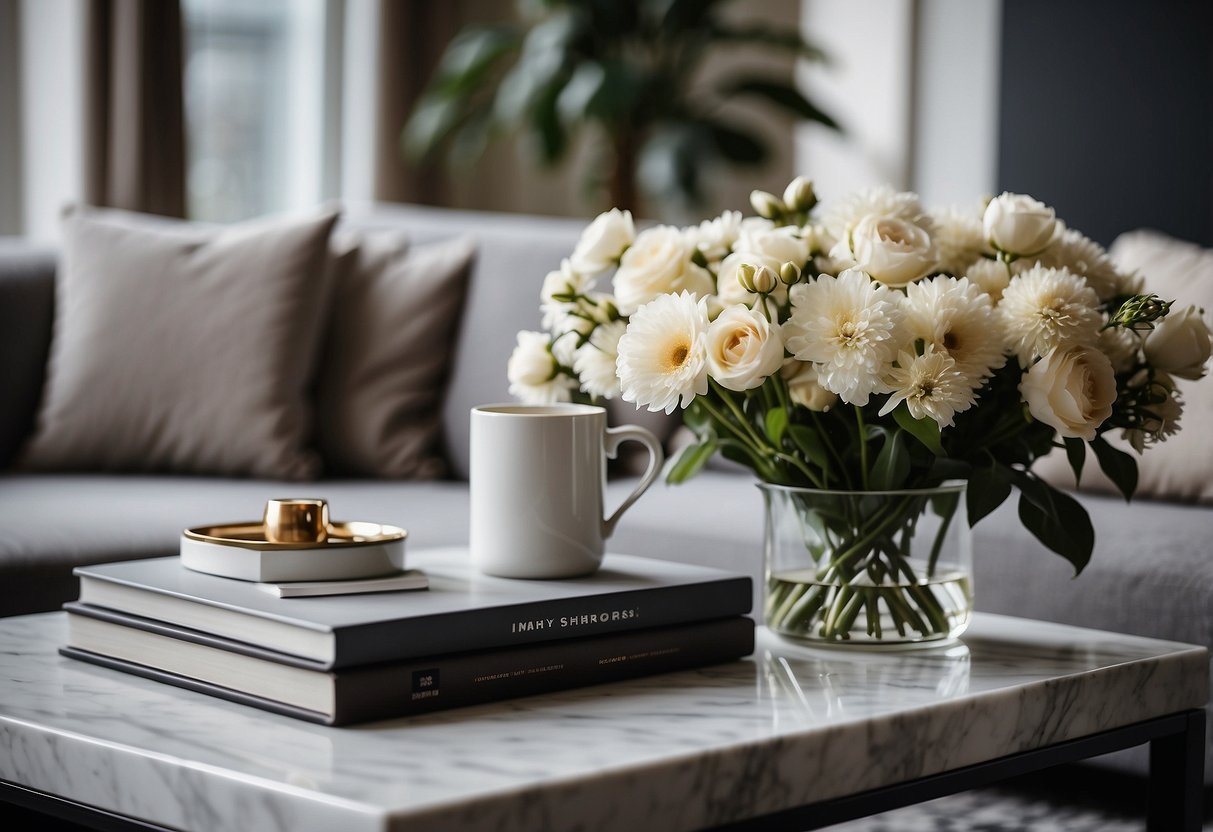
[765,560,972,645]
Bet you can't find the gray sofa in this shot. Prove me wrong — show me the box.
[1,203,1210,781]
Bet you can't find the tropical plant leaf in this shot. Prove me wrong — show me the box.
[403,95,467,160]
[718,77,840,129]
[1063,437,1085,486]
[870,430,910,490]
[1090,436,1138,501]
[893,406,943,456]
[431,26,520,96]
[708,23,829,61]
[701,119,768,164]
[665,435,718,484]
[966,463,1011,525]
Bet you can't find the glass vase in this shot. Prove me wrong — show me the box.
[760,483,972,647]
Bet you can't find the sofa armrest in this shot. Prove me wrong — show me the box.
[0,240,57,468]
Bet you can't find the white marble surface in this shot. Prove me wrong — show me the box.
[0,612,1205,832]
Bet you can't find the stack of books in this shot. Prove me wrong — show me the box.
[60,547,754,725]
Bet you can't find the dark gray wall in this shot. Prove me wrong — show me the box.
[998,0,1213,246]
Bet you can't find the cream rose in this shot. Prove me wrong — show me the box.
[569,208,634,275]
[1144,305,1212,380]
[612,226,714,314]
[844,214,937,287]
[705,305,784,391]
[782,359,837,411]
[983,192,1059,256]
[1019,345,1116,440]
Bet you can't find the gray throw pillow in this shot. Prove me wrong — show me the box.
[20,205,339,480]
[315,232,475,478]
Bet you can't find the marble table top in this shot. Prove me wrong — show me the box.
[0,612,1205,832]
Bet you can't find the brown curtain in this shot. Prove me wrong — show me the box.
[373,0,461,205]
[84,0,187,217]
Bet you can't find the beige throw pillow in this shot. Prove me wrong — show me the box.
[1036,229,1213,503]
[315,233,475,478]
[20,205,339,480]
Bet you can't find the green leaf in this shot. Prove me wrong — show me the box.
[966,463,1012,525]
[665,436,718,484]
[870,430,910,490]
[702,119,768,164]
[787,424,831,471]
[893,406,943,456]
[682,399,711,434]
[708,23,830,62]
[431,26,520,96]
[764,408,788,448]
[1012,473,1094,575]
[1090,436,1138,501]
[1063,437,1085,486]
[718,77,840,130]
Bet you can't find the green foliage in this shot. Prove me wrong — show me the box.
[404,0,836,214]
[1090,436,1138,501]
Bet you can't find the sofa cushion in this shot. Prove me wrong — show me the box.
[317,232,475,478]
[19,206,338,480]
[1036,229,1213,503]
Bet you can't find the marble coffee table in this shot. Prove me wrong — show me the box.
[0,612,1205,831]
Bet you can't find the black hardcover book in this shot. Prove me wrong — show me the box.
[73,548,753,668]
[61,604,755,726]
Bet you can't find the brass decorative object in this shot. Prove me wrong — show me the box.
[184,499,406,552]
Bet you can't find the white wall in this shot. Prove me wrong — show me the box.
[796,0,1002,210]
[18,0,84,242]
[0,0,23,236]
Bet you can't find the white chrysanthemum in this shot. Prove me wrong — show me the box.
[685,210,742,262]
[903,276,1007,381]
[998,265,1102,365]
[879,348,975,428]
[1123,370,1183,452]
[612,226,714,315]
[783,268,904,405]
[1098,325,1141,374]
[931,205,990,276]
[507,331,577,404]
[616,292,710,414]
[573,319,626,400]
[819,185,934,243]
[1036,227,1127,300]
[963,257,1012,302]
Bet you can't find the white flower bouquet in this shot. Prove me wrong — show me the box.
[508,177,1211,639]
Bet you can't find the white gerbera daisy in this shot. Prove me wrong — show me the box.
[878,348,974,428]
[903,276,1007,381]
[819,185,934,243]
[616,292,710,414]
[931,205,990,276]
[573,320,627,400]
[1036,227,1127,300]
[998,265,1102,365]
[783,268,904,406]
[507,331,577,404]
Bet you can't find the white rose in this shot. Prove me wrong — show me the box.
[1144,305,1212,380]
[983,192,1059,256]
[705,305,785,391]
[508,331,576,404]
[782,359,837,411]
[1019,345,1116,440]
[612,226,714,315]
[737,223,811,269]
[569,209,635,275]
[846,214,937,287]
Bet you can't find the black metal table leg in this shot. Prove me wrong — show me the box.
[1147,709,1205,832]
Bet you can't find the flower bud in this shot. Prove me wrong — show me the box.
[736,263,758,293]
[1110,293,1172,332]
[779,261,802,285]
[751,265,778,294]
[782,176,817,213]
[750,189,784,220]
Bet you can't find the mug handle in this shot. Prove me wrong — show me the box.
[602,424,665,538]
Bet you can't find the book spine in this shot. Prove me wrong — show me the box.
[331,617,754,724]
[335,577,753,668]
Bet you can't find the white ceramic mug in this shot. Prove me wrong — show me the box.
[470,403,664,578]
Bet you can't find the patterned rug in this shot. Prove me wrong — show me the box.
[826,766,1211,831]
